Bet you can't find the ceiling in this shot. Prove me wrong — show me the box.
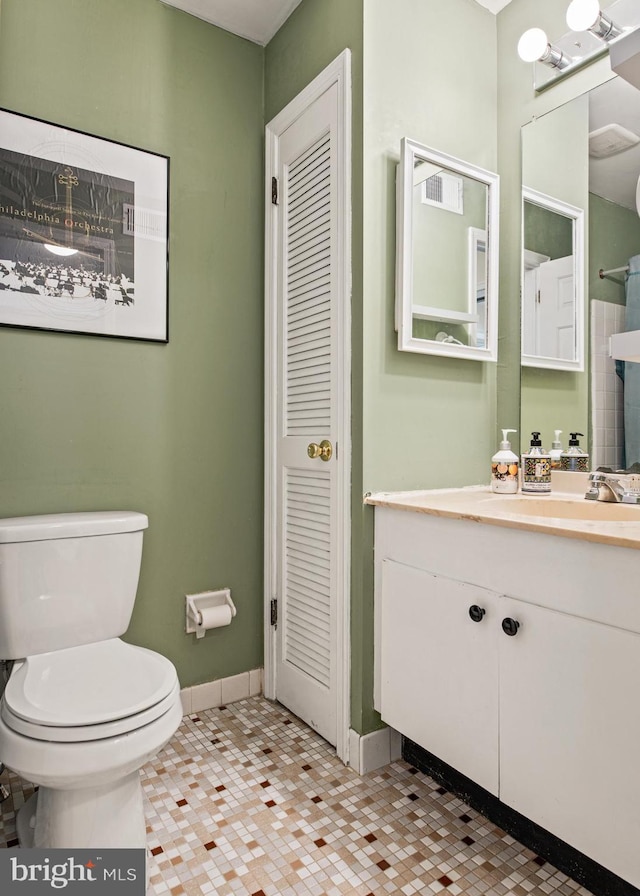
[159,0,304,45]
[475,0,514,11]
[160,0,514,46]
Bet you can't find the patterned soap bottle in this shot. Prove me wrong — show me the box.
[560,432,589,472]
[521,432,551,494]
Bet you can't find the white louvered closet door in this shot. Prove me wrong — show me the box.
[274,83,342,746]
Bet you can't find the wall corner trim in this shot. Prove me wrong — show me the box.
[348,726,401,775]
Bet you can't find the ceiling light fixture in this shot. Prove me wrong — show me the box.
[566,0,623,41]
[517,28,573,69]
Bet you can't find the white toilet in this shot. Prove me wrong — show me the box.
[0,511,183,849]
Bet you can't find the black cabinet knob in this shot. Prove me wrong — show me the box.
[469,605,486,623]
[501,617,520,637]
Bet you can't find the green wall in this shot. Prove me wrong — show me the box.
[589,193,640,305]
[362,0,499,496]
[358,0,498,734]
[523,204,573,260]
[0,0,265,688]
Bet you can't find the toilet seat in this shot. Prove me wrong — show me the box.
[2,638,179,742]
[1,679,181,742]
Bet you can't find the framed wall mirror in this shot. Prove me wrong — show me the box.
[396,138,500,361]
[521,187,584,371]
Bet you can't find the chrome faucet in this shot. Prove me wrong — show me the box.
[585,471,640,504]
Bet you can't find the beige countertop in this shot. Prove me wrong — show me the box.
[365,478,640,550]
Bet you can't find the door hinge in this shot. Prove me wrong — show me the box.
[271,176,278,205]
[270,598,278,626]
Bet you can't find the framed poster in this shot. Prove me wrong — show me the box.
[0,108,169,342]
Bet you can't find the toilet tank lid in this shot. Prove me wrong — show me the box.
[0,511,149,543]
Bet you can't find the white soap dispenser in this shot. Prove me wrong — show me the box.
[549,430,564,470]
[491,429,519,494]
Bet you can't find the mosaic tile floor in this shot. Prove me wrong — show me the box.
[0,696,593,896]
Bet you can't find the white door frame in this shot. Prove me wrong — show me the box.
[263,50,352,763]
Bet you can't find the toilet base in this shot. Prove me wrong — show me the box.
[17,771,146,849]
[16,791,37,847]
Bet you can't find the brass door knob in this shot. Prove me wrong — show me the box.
[307,440,333,462]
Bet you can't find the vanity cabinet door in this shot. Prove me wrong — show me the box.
[499,597,640,888]
[380,559,499,795]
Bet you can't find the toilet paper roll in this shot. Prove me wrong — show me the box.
[197,604,233,630]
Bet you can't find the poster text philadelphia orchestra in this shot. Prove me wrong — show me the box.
[0,147,136,304]
[0,201,117,235]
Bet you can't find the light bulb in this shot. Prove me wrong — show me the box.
[566,0,600,32]
[44,244,78,257]
[517,28,572,69]
[566,0,623,40]
[517,28,550,62]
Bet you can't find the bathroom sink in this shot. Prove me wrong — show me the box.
[481,496,640,521]
[366,485,640,548]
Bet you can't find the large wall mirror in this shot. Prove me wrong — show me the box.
[396,138,500,361]
[520,77,640,468]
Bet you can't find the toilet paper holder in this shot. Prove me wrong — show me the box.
[185,588,237,638]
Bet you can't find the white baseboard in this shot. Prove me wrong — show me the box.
[180,668,262,715]
[348,725,402,775]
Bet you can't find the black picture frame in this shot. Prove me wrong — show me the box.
[0,107,169,343]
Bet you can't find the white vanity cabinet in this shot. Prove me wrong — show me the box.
[499,596,640,888]
[373,504,640,889]
[380,559,500,795]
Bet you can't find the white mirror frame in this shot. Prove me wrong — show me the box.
[396,137,500,362]
[521,187,585,372]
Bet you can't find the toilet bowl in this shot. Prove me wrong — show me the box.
[0,637,183,848]
[0,511,183,849]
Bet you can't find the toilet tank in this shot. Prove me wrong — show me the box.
[0,511,148,659]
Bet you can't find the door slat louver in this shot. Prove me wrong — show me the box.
[284,469,331,686]
[289,138,331,176]
[285,130,332,437]
[289,222,331,256]
[289,306,331,329]
[288,275,331,302]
